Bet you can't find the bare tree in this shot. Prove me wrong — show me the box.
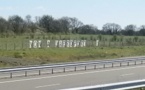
[78,24,98,34]
[25,15,31,24]
[69,17,83,33]
[139,25,145,36]
[0,17,7,34]
[124,24,136,36]
[140,25,145,29]
[39,15,54,32]
[102,23,121,35]
[58,17,70,34]
[8,15,25,34]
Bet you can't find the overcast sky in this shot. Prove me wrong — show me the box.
[0,0,145,29]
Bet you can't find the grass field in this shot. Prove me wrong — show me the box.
[0,46,145,67]
[0,34,145,50]
[0,34,145,67]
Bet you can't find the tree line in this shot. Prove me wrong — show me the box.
[0,15,145,36]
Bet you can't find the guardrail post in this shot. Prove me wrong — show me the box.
[10,73,12,78]
[141,61,143,64]
[85,66,86,70]
[120,63,122,67]
[63,68,65,72]
[52,68,54,74]
[112,63,114,67]
[127,62,129,66]
[135,61,136,65]
[25,71,27,77]
[74,67,76,71]
[94,65,96,69]
[103,64,105,68]
[39,70,41,75]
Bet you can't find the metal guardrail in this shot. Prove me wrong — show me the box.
[0,56,145,78]
[62,79,145,90]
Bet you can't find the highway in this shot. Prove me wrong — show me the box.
[0,64,145,90]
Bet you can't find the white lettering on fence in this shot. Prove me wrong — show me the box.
[33,40,38,48]
[38,40,41,48]
[59,40,62,47]
[96,40,99,46]
[66,40,70,47]
[29,40,33,48]
[29,40,97,48]
[62,40,66,47]
[73,40,77,47]
[47,40,50,47]
[55,40,58,47]
[70,40,73,47]
[84,40,86,47]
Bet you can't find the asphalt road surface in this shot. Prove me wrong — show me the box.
[0,64,145,90]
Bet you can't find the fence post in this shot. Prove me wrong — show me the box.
[22,41,24,49]
[14,43,16,50]
[112,63,114,67]
[5,42,7,50]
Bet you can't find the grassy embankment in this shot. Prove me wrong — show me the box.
[0,34,145,67]
[0,46,145,67]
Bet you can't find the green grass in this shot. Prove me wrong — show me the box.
[0,46,145,67]
[0,34,145,67]
[0,34,145,50]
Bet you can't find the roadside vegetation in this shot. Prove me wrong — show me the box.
[0,44,145,67]
[0,15,145,67]
[0,34,145,67]
[0,34,145,50]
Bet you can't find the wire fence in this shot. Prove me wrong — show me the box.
[0,39,145,50]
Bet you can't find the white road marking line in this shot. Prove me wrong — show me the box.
[121,73,134,77]
[35,83,60,88]
[0,65,145,84]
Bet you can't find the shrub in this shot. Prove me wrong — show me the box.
[111,35,118,41]
[133,36,138,42]
[14,52,25,58]
[97,34,102,41]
